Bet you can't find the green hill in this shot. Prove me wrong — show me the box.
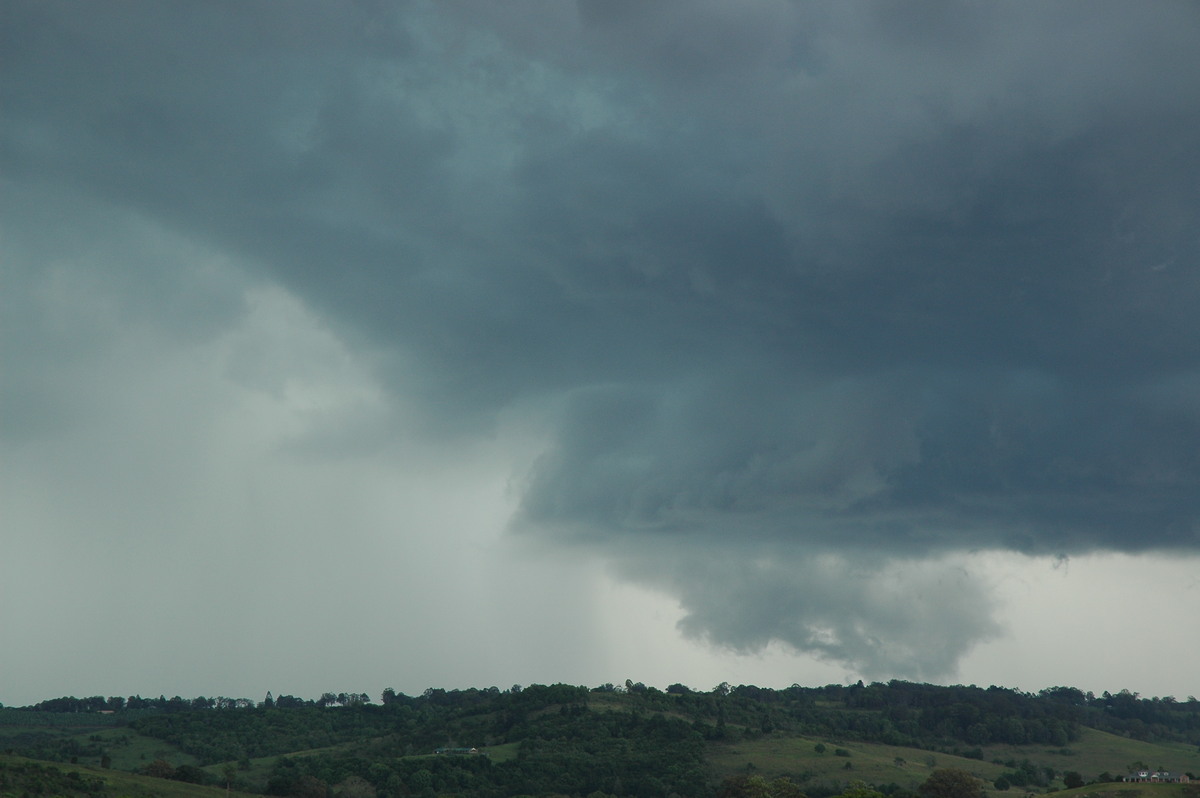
[1044,783,1200,798]
[0,754,256,798]
[2,683,1197,798]
[708,727,1200,796]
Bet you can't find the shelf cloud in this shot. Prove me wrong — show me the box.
[3,1,1199,685]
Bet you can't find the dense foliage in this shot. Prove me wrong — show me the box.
[0,759,107,798]
[263,703,709,798]
[4,681,1199,798]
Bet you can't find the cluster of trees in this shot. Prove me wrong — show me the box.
[129,702,400,765]
[0,760,106,798]
[918,769,983,798]
[119,685,600,768]
[19,695,259,713]
[260,701,708,798]
[634,680,1200,747]
[7,680,1200,798]
[988,758,1058,791]
[139,757,219,785]
[16,681,1199,746]
[0,731,109,763]
[19,697,130,714]
[835,682,1081,747]
[1083,689,1200,742]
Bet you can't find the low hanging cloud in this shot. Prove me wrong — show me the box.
[615,546,1002,680]
[4,0,1199,680]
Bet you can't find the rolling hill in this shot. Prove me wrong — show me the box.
[2,682,1197,798]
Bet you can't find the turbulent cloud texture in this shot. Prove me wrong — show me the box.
[3,1,1199,681]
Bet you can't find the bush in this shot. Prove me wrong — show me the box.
[919,769,983,798]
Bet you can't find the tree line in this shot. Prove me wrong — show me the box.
[5,681,1200,798]
[10,682,1200,748]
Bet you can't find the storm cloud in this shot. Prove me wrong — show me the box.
[3,1,1199,683]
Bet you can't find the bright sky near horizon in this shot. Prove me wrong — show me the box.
[3,1,1199,708]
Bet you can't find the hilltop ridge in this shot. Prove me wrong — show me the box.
[3,682,1198,798]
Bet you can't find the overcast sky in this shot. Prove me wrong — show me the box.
[3,1,1200,708]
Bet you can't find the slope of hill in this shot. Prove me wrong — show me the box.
[0,754,256,798]
[2,682,1197,798]
[1044,783,1200,798]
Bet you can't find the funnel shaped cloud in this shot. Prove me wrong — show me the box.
[615,546,1002,680]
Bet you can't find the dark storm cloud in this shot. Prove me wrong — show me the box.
[615,544,1001,680]
[5,1,1199,676]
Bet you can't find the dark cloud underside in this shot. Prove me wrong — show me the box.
[4,0,1199,677]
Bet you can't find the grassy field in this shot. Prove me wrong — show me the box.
[1048,783,1198,798]
[0,754,256,798]
[707,728,1200,796]
[992,728,1200,780]
[81,728,200,771]
[0,724,197,773]
[478,742,519,763]
[708,733,998,791]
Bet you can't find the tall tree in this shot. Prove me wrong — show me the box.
[919,769,984,798]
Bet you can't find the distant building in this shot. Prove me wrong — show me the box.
[434,747,480,756]
[1124,770,1190,783]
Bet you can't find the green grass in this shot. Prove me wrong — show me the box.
[80,729,199,771]
[0,725,196,773]
[983,727,1200,779]
[0,754,256,798]
[585,693,630,712]
[708,734,997,791]
[707,729,1200,796]
[1045,783,1198,798]
[480,743,518,763]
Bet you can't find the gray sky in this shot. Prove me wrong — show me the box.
[3,0,1199,707]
